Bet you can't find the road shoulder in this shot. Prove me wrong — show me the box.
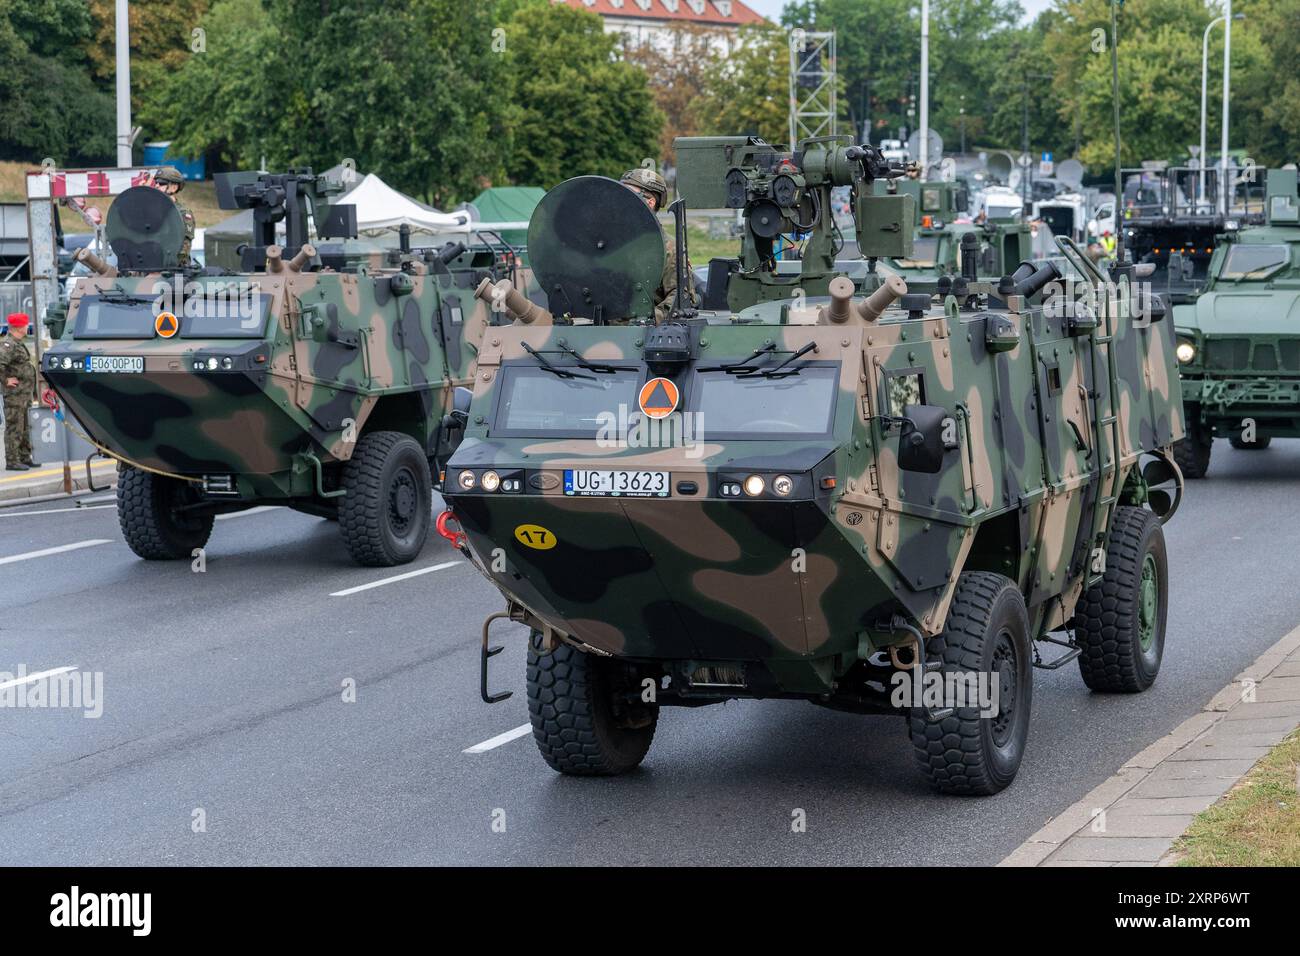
[1001,623,1300,867]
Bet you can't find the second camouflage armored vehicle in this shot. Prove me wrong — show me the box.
[1173,168,1300,478]
[41,169,519,566]
[441,136,1184,795]
[874,179,1034,286]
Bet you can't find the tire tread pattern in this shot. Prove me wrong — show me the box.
[909,571,1026,796]
[116,464,213,560]
[526,634,655,776]
[1074,506,1162,693]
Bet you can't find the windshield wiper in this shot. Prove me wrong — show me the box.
[698,343,779,374]
[98,284,154,305]
[736,342,818,379]
[521,342,596,380]
[552,343,636,374]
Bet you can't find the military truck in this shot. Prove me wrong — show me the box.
[40,169,518,566]
[440,136,1184,795]
[1172,168,1300,478]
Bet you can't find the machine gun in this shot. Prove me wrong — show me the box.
[214,169,358,272]
[675,135,915,311]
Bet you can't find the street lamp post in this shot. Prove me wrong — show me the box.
[919,0,930,176]
[1221,0,1233,217]
[1201,11,1244,210]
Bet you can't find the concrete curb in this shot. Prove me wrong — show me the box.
[1000,622,1300,867]
[0,461,117,505]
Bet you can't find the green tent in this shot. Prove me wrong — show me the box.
[469,186,544,251]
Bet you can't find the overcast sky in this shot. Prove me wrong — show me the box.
[744,0,1053,26]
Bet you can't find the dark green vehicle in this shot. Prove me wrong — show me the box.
[441,136,1184,795]
[1173,168,1300,478]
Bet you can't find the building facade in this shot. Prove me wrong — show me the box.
[561,0,767,55]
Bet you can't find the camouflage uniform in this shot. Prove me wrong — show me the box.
[156,167,195,267]
[1,332,36,465]
[619,168,696,323]
[655,234,696,324]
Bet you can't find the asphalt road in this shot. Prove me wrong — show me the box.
[1,441,1298,866]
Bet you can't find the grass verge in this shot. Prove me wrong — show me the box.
[1173,730,1300,866]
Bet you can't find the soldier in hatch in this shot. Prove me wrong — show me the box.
[153,167,195,267]
[619,167,696,323]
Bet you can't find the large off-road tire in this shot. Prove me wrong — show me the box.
[1073,506,1167,693]
[1173,418,1212,478]
[338,430,432,567]
[909,572,1033,796]
[526,632,657,776]
[1230,434,1271,450]
[116,465,214,560]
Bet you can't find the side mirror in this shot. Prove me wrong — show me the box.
[441,385,473,431]
[898,403,955,474]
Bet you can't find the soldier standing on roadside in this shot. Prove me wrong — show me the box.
[620,168,696,324]
[153,167,195,267]
[1,313,37,471]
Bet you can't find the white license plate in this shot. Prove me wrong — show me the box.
[564,469,669,497]
[85,355,143,373]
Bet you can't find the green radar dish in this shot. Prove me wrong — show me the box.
[527,175,665,323]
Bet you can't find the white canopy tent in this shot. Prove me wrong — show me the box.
[342,173,473,236]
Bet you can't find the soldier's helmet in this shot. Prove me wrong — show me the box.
[620,167,668,210]
[155,166,185,191]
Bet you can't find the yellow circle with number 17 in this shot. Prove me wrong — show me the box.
[514,524,556,550]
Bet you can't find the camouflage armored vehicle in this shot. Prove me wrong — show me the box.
[440,136,1184,795]
[873,179,1033,286]
[1172,168,1300,478]
[40,169,518,566]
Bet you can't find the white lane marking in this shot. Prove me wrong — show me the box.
[0,539,111,565]
[329,560,460,597]
[215,505,278,521]
[463,723,531,754]
[0,505,116,518]
[0,666,76,691]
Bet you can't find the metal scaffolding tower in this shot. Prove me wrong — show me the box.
[789,30,836,146]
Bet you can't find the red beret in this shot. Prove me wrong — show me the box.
[6,313,29,327]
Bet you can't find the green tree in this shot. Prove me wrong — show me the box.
[502,1,663,188]
[0,0,115,165]
[1038,1,1268,172]
[138,0,281,172]
[1235,0,1300,167]
[84,0,211,115]
[690,22,791,144]
[784,0,1022,150]
[143,0,513,206]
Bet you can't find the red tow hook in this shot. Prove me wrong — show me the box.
[436,509,468,551]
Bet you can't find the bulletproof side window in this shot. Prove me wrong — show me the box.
[883,367,926,416]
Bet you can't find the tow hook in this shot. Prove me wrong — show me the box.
[436,509,468,551]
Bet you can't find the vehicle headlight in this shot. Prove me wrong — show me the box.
[61,357,72,369]
[221,357,234,370]
[480,470,500,492]
[458,470,476,490]
[743,475,765,497]
[1176,341,1196,364]
[206,357,219,371]
[772,475,794,497]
